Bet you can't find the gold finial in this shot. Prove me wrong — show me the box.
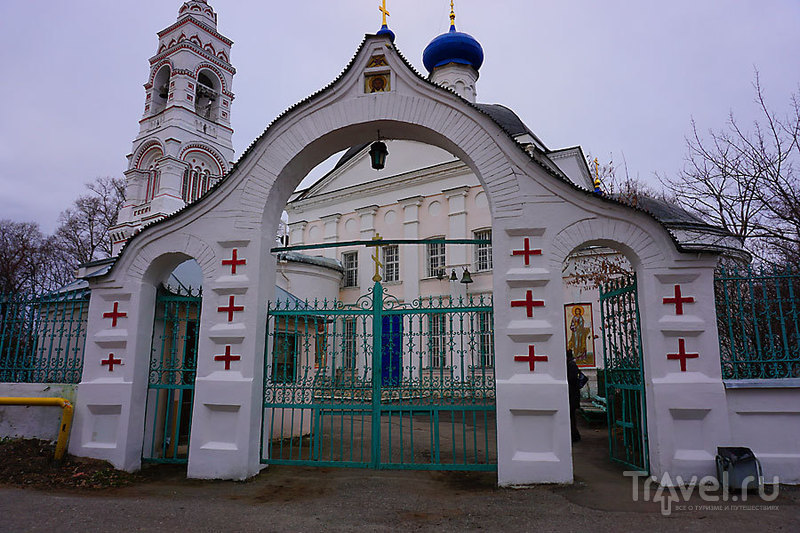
[450,0,456,27]
[371,234,384,282]
[379,0,390,26]
[593,157,602,193]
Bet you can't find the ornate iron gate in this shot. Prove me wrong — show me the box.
[262,282,496,471]
[143,287,201,463]
[599,275,649,472]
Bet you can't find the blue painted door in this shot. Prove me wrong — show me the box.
[381,315,402,387]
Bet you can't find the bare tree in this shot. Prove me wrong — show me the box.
[666,73,800,263]
[53,176,125,269]
[0,220,71,294]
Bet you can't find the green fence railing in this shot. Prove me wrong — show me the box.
[715,265,800,380]
[0,288,90,384]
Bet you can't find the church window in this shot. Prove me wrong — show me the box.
[477,311,494,367]
[342,319,357,369]
[342,252,358,288]
[382,245,399,282]
[271,332,297,383]
[474,229,492,272]
[426,239,445,278]
[428,313,448,368]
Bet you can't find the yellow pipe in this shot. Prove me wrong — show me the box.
[0,397,74,461]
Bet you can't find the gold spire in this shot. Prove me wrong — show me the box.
[450,0,456,27]
[379,0,390,26]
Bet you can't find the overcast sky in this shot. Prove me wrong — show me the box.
[1,0,798,233]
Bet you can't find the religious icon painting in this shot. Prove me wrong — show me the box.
[564,303,596,368]
[365,73,391,93]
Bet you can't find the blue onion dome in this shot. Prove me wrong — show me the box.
[423,22,484,74]
[376,24,396,42]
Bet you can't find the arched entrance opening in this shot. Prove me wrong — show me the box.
[142,258,203,464]
[262,138,498,470]
[561,242,648,474]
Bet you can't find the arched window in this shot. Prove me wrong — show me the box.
[138,145,164,203]
[181,149,222,203]
[195,70,220,120]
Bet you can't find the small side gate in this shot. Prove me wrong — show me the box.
[143,287,201,463]
[262,282,496,471]
[600,275,649,472]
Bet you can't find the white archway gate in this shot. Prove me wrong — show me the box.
[70,35,732,485]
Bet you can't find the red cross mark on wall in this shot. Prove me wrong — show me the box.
[514,345,549,372]
[102,302,127,327]
[511,290,545,317]
[214,345,241,370]
[667,338,699,372]
[511,238,542,266]
[217,295,245,322]
[101,353,122,371]
[222,248,246,275]
[663,284,695,315]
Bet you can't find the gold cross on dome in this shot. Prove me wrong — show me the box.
[450,0,456,26]
[371,233,384,282]
[379,0,390,26]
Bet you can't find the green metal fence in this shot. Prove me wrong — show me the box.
[262,282,496,471]
[143,286,201,464]
[0,288,90,384]
[600,275,649,473]
[715,265,800,380]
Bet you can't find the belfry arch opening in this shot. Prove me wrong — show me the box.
[195,70,220,121]
[152,65,171,114]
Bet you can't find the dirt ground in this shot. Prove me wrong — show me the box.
[0,418,798,532]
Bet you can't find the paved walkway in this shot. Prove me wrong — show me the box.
[1,419,797,532]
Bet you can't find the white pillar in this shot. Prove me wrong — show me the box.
[320,213,341,260]
[445,186,470,269]
[356,205,380,289]
[400,196,423,300]
[288,220,307,247]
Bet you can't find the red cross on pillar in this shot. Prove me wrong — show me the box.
[663,284,695,315]
[101,353,122,371]
[102,301,127,327]
[222,248,246,275]
[511,238,543,266]
[214,345,241,370]
[511,290,545,317]
[217,295,245,322]
[667,338,699,372]
[514,345,549,372]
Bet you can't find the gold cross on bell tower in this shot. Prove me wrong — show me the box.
[379,0,390,26]
[450,0,456,27]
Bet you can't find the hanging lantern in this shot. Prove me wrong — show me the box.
[369,141,388,170]
[460,267,474,284]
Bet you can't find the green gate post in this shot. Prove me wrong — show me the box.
[371,281,383,468]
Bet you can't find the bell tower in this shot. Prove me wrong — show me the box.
[111,0,235,255]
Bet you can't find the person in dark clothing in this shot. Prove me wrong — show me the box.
[566,349,581,442]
